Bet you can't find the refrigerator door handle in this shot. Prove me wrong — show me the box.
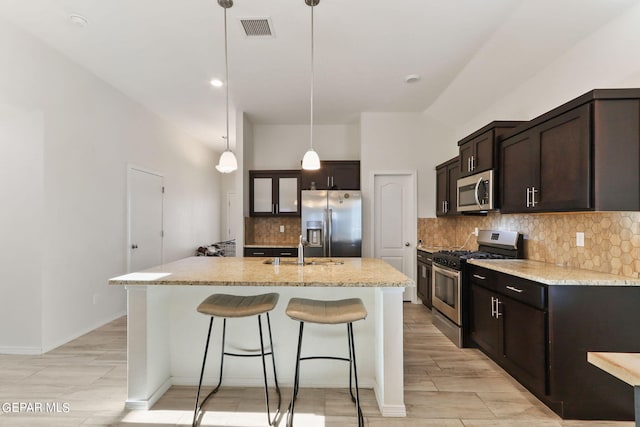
[327,208,333,257]
[323,208,328,257]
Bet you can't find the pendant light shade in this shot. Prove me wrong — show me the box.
[302,148,321,170]
[301,0,321,171]
[216,0,238,173]
[216,149,238,173]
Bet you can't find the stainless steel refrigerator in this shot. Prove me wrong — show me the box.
[301,190,362,257]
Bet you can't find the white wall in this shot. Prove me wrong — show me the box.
[452,1,640,138]
[0,19,221,353]
[360,112,455,256]
[0,104,44,352]
[251,124,360,169]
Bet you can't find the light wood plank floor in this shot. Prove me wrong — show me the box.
[0,303,634,426]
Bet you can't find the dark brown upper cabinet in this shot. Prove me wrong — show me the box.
[435,156,460,217]
[301,160,360,190]
[500,89,640,213]
[458,121,524,178]
[249,170,301,217]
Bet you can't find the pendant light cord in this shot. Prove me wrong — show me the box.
[224,6,230,151]
[309,3,314,150]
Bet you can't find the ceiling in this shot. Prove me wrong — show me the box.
[0,0,637,150]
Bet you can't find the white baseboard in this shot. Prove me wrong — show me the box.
[373,382,407,417]
[125,378,172,410]
[0,346,43,355]
[172,375,375,389]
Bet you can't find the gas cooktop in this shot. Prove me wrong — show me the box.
[432,230,523,270]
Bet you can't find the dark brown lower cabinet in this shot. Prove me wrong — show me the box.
[500,295,546,396]
[470,284,501,358]
[470,283,546,397]
[416,250,432,308]
[244,247,297,257]
[468,264,640,421]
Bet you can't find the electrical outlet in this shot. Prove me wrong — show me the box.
[576,232,585,247]
[279,225,285,233]
[474,227,479,236]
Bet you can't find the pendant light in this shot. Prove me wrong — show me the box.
[215,0,238,173]
[301,0,321,170]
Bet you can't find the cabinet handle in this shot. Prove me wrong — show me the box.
[279,252,292,256]
[472,274,486,280]
[253,252,266,255]
[331,176,334,188]
[495,299,502,318]
[531,187,538,207]
[526,187,531,208]
[506,285,524,293]
[472,155,475,171]
[444,200,448,213]
[491,297,496,318]
[327,176,331,188]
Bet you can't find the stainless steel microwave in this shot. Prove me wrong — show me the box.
[457,169,494,212]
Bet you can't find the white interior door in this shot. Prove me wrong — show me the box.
[128,166,164,272]
[373,172,416,302]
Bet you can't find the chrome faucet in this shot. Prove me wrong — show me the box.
[297,235,307,265]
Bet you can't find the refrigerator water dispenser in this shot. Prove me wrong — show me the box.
[306,221,323,247]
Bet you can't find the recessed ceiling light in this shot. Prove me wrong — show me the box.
[405,74,421,84]
[69,14,88,28]
[210,79,224,88]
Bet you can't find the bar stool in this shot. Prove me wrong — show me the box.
[285,297,367,427]
[193,293,281,427]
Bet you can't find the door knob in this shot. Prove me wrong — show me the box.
[405,242,411,247]
[131,244,138,249]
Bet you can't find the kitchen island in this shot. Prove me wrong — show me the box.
[109,256,413,417]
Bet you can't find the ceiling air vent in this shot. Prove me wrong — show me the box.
[239,17,274,38]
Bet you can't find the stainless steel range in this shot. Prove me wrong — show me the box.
[431,230,523,347]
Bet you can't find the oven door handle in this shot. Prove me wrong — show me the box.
[433,264,460,279]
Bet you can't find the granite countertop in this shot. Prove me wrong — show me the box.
[588,352,640,386]
[109,256,414,288]
[468,259,640,286]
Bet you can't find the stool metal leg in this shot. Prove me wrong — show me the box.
[348,322,364,427]
[347,323,356,403]
[286,321,305,427]
[258,313,281,426]
[193,318,227,427]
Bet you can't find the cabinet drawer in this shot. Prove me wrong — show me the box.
[496,275,546,310]
[244,248,272,257]
[273,248,297,257]
[467,265,499,291]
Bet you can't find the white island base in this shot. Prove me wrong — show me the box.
[125,284,406,417]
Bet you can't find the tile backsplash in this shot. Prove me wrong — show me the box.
[245,217,301,245]
[419,211,640,279]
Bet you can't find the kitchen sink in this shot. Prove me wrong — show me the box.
[262,259,344,266]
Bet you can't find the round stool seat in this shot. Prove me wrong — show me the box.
[197,293,279,318]
[286,297,367,325]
